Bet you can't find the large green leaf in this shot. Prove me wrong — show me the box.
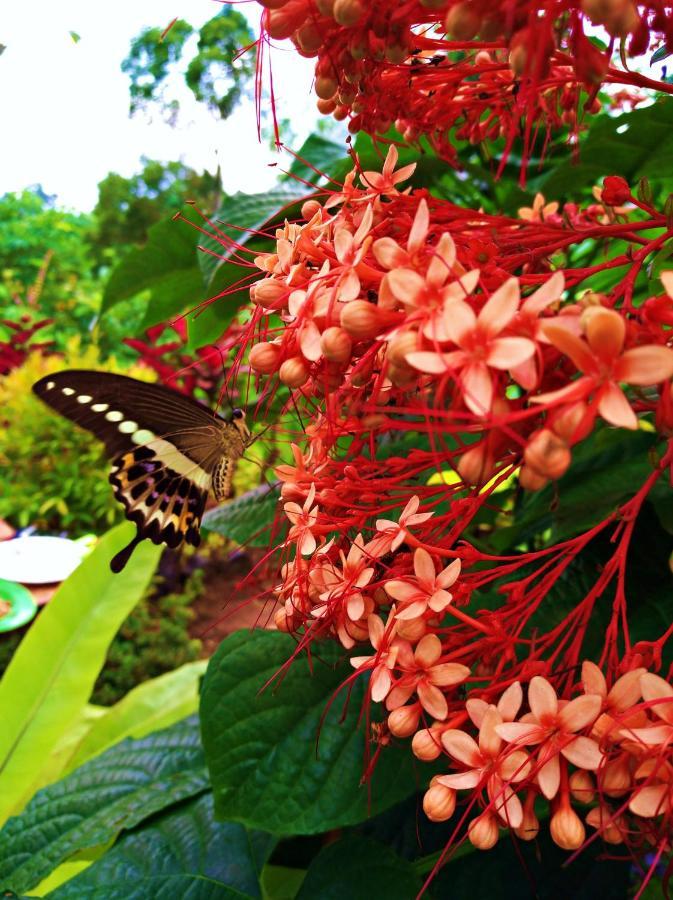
[0,717,208,895]
[296,837,421,900]
[65,660,208,773]
[0,523,161,825]
[47,794,273,900]
[101,213,204,323]
[540,100,673,199]
[199,631,414,835]
[202,483,281,547]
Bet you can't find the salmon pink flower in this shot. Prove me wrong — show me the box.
[385,632,470,720]
[496,676,603,799]
[518,192,559,223]
[372,198,430,271]
[310,534,375,643]
[360,144,416,198]
[384,548,461,620]
[438,705,531,827]
[284,483,319,556]
[350,613,405,702]
[407,277,537,415]
[580,660,646,739]
[620,673,673,747]
[533,306,673,429]
[333,204,374,302]
[373,495,434,554]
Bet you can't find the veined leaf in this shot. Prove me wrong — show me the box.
[0,523,161,826]
[200,631,414,835]
[202,483,282,547]
[0,717,207,895]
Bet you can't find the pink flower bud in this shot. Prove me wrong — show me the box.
[388,705,421,738]
[524,429,571,480]
[333,0,363,27]
[423,783,457,822]
[249,342,281,375]
[412,727,443,761]
[550,803,585,850]
[321,326,353,364]
[279,357,309,388]
[445,2,481,40]
[468,812,500,850]
[569,770,595,804]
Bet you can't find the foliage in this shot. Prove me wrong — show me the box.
[91,565,203,706]
[0,347,149,534]
[122,9,254,122]
[0,523,161,826]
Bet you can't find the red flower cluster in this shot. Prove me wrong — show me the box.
[0,316,53,376]
[255,0,672,171]
[231,148,673,859]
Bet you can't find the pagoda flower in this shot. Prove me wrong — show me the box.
[509,271,568,390]
[580,660,647,740]
[533,304,673,430]
[384,632,470,721]
[384,547,461,621]
[383,237,480,340]
[465,681,524,729]
[370,495,434,556]
[619,673,673,748]
[350,613,408,702]
[372,198,431,272]
[406,277,537,416]
[359,144,416,199]
[284,483,319,556]
[495,676,604,800]
[435,705,532,828]
[629,758,673,819]
[518,192,560,223]
[332,203,374,302]
[309,533,375,629]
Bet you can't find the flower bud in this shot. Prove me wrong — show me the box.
[395,616,427,642]
[518,465,549,492]
[321,326,353,363]
[251,278,289,310]
[249,341,282,375]
[524,429,572,481]
[445,2,481,40]
[457,444,495,486]
[388,705,421,738]
[265,2,307,40]
[258,0,288,8]
[274,608,292,631]
[600,175,631,207]
[411,727,442,761]
[468,812,500,850]
[387,330,418,367]
[341,300,393,339]
[423,783,457,822]
[586,806,625,844]
[279,357,309,388]
[315,75,338,100]
[315,0,335,14]
[333,0,363,27]
[569,770,595,804]
[550,804,585,850]
[551,401,594,444]
[601,755,632,797]
[514,794,540,841]
[317,97,337,114]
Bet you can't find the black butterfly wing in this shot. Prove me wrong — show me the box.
[32,370,227,571]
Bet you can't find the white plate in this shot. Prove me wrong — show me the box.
[0,536,91,584]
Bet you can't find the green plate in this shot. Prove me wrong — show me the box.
[0,579,38,633]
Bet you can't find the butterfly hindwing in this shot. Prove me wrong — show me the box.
[32,369,250,572]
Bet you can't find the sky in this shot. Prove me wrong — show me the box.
[0,1,321,211]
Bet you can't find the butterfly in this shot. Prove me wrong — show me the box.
[32,370,251,573]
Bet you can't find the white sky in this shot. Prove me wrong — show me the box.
[0,1,320,211]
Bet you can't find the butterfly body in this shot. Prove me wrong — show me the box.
[32,370,250,571]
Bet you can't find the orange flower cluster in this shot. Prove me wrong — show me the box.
[255,0,672,169]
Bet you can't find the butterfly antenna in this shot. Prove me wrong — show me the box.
[247,418,276,448]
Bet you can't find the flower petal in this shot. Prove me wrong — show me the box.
[528,676,558,721]
[641,673,673,725]
[557,694,601,732]
[541,323,597,374]
[522,271,564,314]
[418,681,448,719]
[629,783,669,818]
[371,666,392,703]
[560,735,603,770]
[597,382,638,430]
[479,277,520,337]
[461,363,493,415]
[536,752,560,800]
[429,662,470,687]
[413,546,436,583]
[486,336,536,370]
[441,729,482,766]
[616,345,673,386]
[388,267,426,305]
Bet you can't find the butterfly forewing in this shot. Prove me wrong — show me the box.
[32,370,248,571]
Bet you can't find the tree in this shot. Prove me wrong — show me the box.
[122,8,255,123]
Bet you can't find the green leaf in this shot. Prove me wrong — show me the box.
[296,837,421,900]
[491,427,659,551]
[286,133,351,186]
[198,188,307,288]
[101,213,203,323]
[66,660,208,773]
[0,523,161,825]
[651,45,672,64]
[200,631,414,835]
[202,484,282,547]
[260,865,306,900]
[46,794,273,900]
[0,717,208,895]
[541,101,673,199]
